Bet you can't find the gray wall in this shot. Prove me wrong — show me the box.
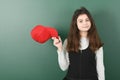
[0,0,120,80]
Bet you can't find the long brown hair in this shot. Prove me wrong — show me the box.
[66,7,103,53]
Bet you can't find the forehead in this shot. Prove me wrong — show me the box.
[77,14,89,20]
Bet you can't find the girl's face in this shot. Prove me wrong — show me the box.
[77,14,91,32]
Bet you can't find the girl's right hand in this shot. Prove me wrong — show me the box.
[52,36,63,52]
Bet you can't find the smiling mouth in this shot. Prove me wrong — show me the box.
[82,26,89,28]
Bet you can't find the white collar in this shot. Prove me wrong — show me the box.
[80,37,89,50]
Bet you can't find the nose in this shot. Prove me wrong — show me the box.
[83,21,88,25]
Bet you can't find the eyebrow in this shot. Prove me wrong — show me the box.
[78,18,89,21]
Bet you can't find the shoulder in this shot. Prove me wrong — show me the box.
[98,46,103,51]
[63,38,68,49]
[95,46,104,54]
[63,38,67,44]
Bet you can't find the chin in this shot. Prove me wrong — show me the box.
[82,28,90,31]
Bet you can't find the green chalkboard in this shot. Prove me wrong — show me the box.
[0,0,120,80]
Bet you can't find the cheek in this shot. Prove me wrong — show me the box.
[88,22,91,26]
[87,22,91,29]
[77,25,83,31]
[77,23,82,28]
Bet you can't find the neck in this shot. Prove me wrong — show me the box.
[80,31,88,38]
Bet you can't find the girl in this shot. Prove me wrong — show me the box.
[52,7,105,80]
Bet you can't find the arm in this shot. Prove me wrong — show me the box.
[52,37,69,71]
[57,49,69,71]
[57,39,69,71]
[96,47,105,80]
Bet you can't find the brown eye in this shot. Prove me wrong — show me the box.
[86,19,90,22]
[79,20,83,23]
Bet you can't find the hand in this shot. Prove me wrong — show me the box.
[52,36,63,52]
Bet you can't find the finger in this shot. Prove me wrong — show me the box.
[55,39,61,44]
[51,37,56,40]
[58,36,62,42]
[55,41,60,44]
